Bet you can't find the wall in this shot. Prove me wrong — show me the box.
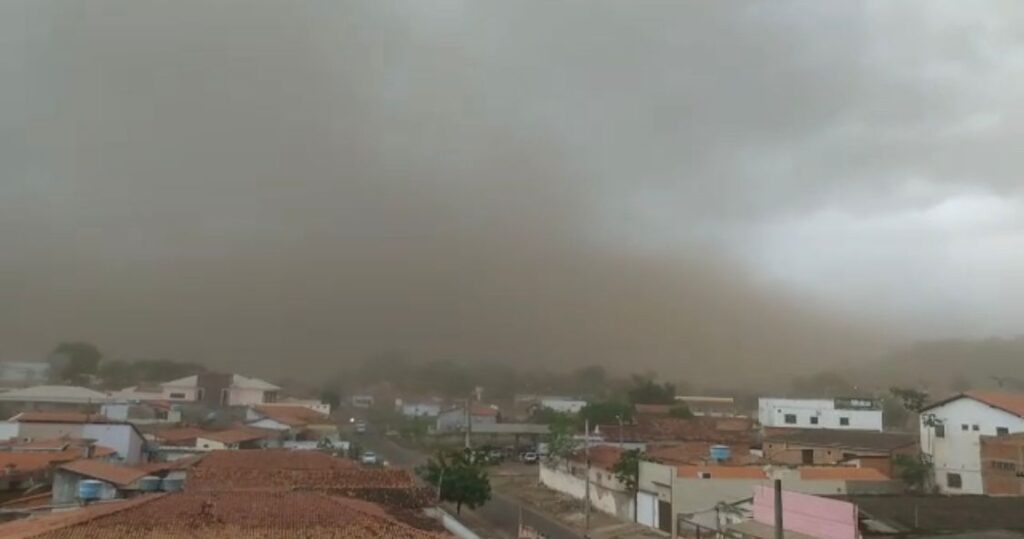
[101,403,130,421]
[0,421,20,441]
[539,399,587,414]
[751,486,858,539]
[52,471,119,505]
[162,386,200,402]
[539,460,634,521]
[921,398,1024,495]
[763,441,917,475]
[16,422,84,440]
[435,410,497,433]
[980,434,1024,496]
[228,387,271,406]
[759,399,882,431]
[195,437,228,450]
[83,424,144,464]
[401,403,441,417]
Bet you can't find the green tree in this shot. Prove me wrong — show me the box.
[579,401,633,426]
[890,387,929,413]
[545,418,579,469]
[418,449,492,514]
[893,454,932,493]
[627,374,675,405]
[51,342,102,384]
[611,449,642,493]
[668,403,694,419]
[528,407,575,425]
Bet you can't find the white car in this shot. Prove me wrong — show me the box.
[521,451,539,464]
[360,451,378,465]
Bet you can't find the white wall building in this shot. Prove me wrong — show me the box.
[919,391,1024,495]
[758,398,882,431]
[160,374,280,406]
[539,398,588,414]
[4,414,146,464]
[400,402,442,418]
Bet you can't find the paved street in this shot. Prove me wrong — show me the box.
[358,433,582,539]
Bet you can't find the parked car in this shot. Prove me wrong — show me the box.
[360,451,378,465]
[521,451,539,464]
[487,449,505,463]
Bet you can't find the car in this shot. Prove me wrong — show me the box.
[521,451,539,464]
[487,449,505,463]
[360,451,378,465]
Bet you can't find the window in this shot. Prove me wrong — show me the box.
[784,414,797,425]
[961,424,969,431]
[839,417,849,426]
[992,461,1016,471]
[168,392,186,399]
[972,425,980,431]
[810,417,819,425]
[935,424,945,438]
[801,449,814,464]
[947,473,962,489]
[698,472,712,479]
[997,427,1010,436]
[197,388,205,401]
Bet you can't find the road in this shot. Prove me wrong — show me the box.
[359,432,582,539]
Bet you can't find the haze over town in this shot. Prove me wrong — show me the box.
[4,1,1024,387]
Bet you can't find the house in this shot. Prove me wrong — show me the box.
[259,397,332,415]
[195,427,280,450]
[724,487,861,539]
[351,394,375,408]
[0,385,112,416]
[148,426,210,447]
[245,404,334,439]
[539,445,634,521]
[980,432,1024,495]
[758,397,883,431]
[594,415,756,448]
[636,461,898,534]
[100,401,182,424]
[435,404,499,432]
[51,456,202,505]
[5,412,147,464]
[763,429,918,475]
[398,401,442,418]
[160,373,281,406]
[919,390,1024,494]
[537,397,587,414]
[0,361,51,387]
[645,442,756,466]
[0,443,116,493]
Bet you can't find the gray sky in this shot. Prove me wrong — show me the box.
[3,1,1022,383]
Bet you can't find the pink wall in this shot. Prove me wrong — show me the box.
[752,485,859,539]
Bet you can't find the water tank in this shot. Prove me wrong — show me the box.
[710,445,731,462]
[160,477,185,492]
[78,479,104,501]
[138,476,162,492]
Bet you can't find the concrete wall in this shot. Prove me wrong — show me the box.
[162,386,200,402]
[17,422,84,440]
[922,397,1024,495]
[52,470,120,505]
[539,460,634,521]
[196,437,229,450]
[228,387,272,406]
[401,403,441,417]
[759,399,882,431]
[0,421,20,441]
[83,424,145,464]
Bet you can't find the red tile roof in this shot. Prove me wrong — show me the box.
[58,459,149,487]
[598,416,755,444]
[646,442,754,465]
[569,445,624,470]
[0,447,116,475]
[0,491,450,538]
[634,404,672,416]
[198,427,277,445]
[965,390,1024,418]
[254,405,329,426]
[151,427,209,444]
[194,449,356,471]
[136,455,205,475]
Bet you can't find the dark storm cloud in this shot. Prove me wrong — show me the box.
[2,1,1021,383]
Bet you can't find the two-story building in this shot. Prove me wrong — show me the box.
[758,397,882,431]
[919,390,1024,494]
[160,373,280,407]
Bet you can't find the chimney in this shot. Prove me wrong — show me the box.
[82,444,95,459]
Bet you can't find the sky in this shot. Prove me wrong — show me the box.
[3,1,1023,384]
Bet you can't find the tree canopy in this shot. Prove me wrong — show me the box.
[418,449,491,514]
[627,374,676,405]
[50,342,102,384]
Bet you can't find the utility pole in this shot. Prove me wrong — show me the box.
[464,398,471,450]
[584,417,591,537]
[774,479,784,539]
[616,415,624,448]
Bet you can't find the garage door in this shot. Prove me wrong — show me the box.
[636,491,658,528]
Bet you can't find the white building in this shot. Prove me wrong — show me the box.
[0,385,112,412]
[160,374,280,406]
[399,402,442,418]
[539,397,588,414]
[0,362,51,387]
[919,391,1024,494]
[3,412,146,464]
[758,398,882,431]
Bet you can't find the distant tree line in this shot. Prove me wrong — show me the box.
[45,341,207,389]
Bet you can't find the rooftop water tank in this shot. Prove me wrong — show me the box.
[160,477,185,492]
[710,445,731,462]
[138,476,162,491]
[78,479,104,501]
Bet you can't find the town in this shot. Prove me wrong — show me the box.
[0,348,1019,538]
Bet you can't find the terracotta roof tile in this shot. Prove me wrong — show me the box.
[0,494,160,539]
[0,447,115,476]
[150,427,209,444]
[569,445,623,470]
[598,416,755,444]
[254,405,329,426]
[198,427,277,444]
[4,491,450,538]
[965,390,1024,418]
[58,459,148,487]
[646,442,754,465]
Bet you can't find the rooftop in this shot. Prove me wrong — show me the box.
[597,416,755,444]
[765,429,918,452]
[838,494,1024,534]
[646,442,754,465]
[149,427,209,444]
[0,447,116,476]
[0,491,450,538]
[9,411,110,424]
[198,427,277,445]
[676,465,768,479]
[798,466,889,481]
[0,385,111,403]
[58,459,149,486]
[922,390,1024,418]
[253,405,329,426]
